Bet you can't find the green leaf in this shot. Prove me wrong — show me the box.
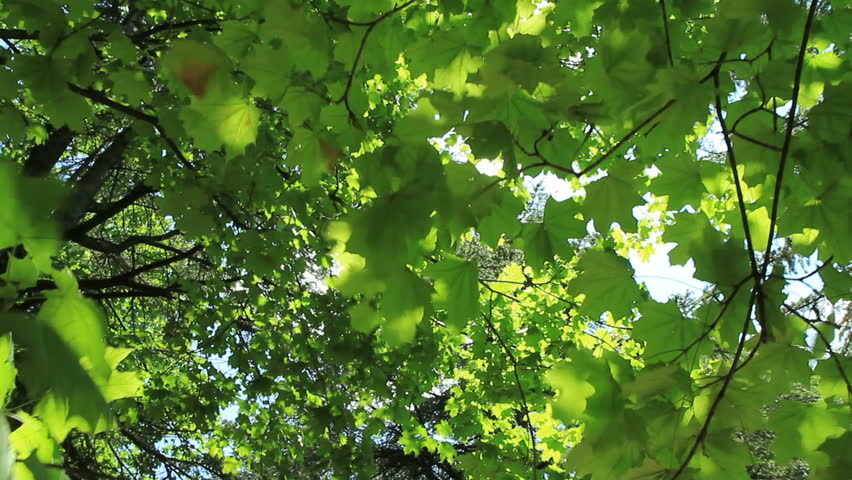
[546,360,596,422]
[109,70,150,105]
[820,264,852,303]
[392,96,453,144]
[552,0,603,37]
[571,249,642,320]
[622,365,688,402]
[0,335,16,404]
[651,151,708,209]
[335,0,396,20]
[214,20,259,59]
[181,95,260,157]
[0,163,62,254]
[99,348,143,402]
[261,1,330,78]
[1,308,112,440]
[583,28,655,111]
[380,269,430,347]
[11,55,92,129]
[476,191,525,246]
[582,171,644,233]
[740,338,814,401]
[746,206,771,250]
[520,199,585,271]
[0,414,13,480]
[326,251,386,297]
[634,300,706,364]
[281,87,323,127]
[241,44,291,102]
[161,39,233,99]
[689,431,754,479]
[522,197,588,270]
[0,106,27,142]
[288,128,330,185]
[812,432,852,480]
[425,255,479,332]
[4,256,39,289]
[769,400,846,463]
[37,291,111,381]
[8,412,51,461]
[407,26,484,96]
[0,69,18,98]
[814,356,852,400]
[664,212,750,286]
[348,301,381,334]
[0,1,849,478]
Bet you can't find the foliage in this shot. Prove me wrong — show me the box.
[0,0,849,479]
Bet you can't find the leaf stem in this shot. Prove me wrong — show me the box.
[659,0,674,66]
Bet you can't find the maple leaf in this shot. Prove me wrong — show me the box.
[571,248,642,320]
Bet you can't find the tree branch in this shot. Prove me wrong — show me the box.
[102,244,204,285]
[730,131,781,152]
[666,275,751,363]
[71,230,183,255]
[671,292,757,479]
[22,126,75,177]
[69,83,253,231]
[0,28,37,40]
[335,0,419,123]
[759,0,820,278]
[577,99,677,176]
[68,84,159,124]
[129,18,221,38]
[67,182,157,237]
[713,69,760,275]
[59,129,133,232]
[32,245,202,294]
[480,310,538,479]
[86,285,181,300]
[780,256,833,282]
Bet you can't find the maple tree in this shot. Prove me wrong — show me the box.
[0,0,849,479]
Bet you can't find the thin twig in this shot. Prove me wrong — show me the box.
[779,256,833,282]
[759,0,820,278]
[481,310,538,479]
[785,304,852,406]
[479,280,523,303]
[671,291,757,479]
[730,131,781,152]
[667,275,751,363]
[577,99,676,176]
[322,0,418,26]
[712,64,770,339]
[713,71,759,276]
[729,106,778,132]
[472,101,675,202]
[130,18,221,38]
[335,0,419,123]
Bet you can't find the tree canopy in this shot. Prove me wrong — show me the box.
[0,0,850,479]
